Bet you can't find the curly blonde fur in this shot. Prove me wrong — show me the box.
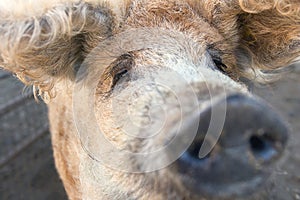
[0,0,299,97]
[0,0,115,99]
[0,0,299,199]
[237,0,300,81]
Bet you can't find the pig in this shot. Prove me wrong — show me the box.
[0,0,299,199]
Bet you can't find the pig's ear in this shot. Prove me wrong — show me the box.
[0,0,114,97]
[235,0,300,79]
[204,0,300,81]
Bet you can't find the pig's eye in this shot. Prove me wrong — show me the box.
[207,47,228,73]
[212,57,227,73]
[109,54,133,88]
[97,54,134,96]
[112,68,129,87]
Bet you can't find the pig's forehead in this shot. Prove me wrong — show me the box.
[83,27,209,72]
[0,0,213,24]
[0,0,128,20]
[79,27,243,90]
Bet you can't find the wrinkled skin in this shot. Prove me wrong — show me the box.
[0,0,299,199]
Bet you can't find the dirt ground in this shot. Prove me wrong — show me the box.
[0,64,299,200]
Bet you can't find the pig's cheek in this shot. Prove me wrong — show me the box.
[93,87,152,150]
[94,79,183,156]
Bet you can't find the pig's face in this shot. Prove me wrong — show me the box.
[0,0,299,199]
[71,28,288,199]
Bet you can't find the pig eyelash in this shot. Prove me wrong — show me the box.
[97,54,134,97]
[111,66,131,89]
[212,57,228,73]
[207,45,228,74]
[109,54,134,89]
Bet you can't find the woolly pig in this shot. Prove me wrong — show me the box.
[0,0,299,199]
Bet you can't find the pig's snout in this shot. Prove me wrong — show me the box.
[171,94,289,197]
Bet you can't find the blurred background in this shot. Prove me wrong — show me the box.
[0,64,299,200]
[0,70,67,199]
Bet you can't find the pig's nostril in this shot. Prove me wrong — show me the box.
[170,94,289,198]
[249,134,278,162]
[250,135,267,153]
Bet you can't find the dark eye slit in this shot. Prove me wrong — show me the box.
[109,54,134,89]
[111,68,129,87]
[213,57,228,73]
[207,45,228,73]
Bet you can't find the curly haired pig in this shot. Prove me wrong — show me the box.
[0,0,299,199]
